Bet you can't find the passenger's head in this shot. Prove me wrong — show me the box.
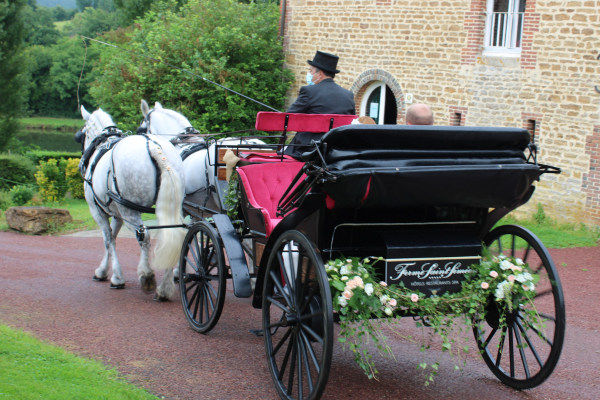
[405,103,434,125]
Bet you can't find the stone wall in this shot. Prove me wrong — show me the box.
[282,0,600,223]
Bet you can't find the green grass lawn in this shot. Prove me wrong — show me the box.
[20,116,82,131]
[0,324,159,399]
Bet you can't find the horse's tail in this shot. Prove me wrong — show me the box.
[148,144,186,270]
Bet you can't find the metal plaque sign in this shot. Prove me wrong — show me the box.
[385,256,480,296]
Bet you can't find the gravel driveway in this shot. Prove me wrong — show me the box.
[0,231,598,399]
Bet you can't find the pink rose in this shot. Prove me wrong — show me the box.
[522,285,530,291]
[489,270,498,278]
[343,289,353,300]
[389,298,397,307]
[410,293,419,303]
[481,282,489,289]
[379,281,388,287]
[508,275,516,283]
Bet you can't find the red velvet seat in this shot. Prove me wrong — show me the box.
[236,161,305,236]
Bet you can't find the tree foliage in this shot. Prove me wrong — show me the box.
[0,0,28,151]
[89,0,293,132]
[22,3,61,46]
[24,37,100,117]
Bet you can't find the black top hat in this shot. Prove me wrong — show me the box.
[307,51,340,74]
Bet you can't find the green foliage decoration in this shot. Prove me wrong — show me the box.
[0,153,36,191]
[90,0,293,133]
[35,158,68,202]
[65,157,85,199]
[327,254,539,383]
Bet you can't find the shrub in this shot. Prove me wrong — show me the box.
[35,158,68,202]
[9,185,34,206]
[0,190,11,211]
[90,0,293,133]
[0,153,36,191]
[65,158,84,199]
[26,150,81,166]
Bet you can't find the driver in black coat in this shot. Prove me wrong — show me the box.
[284,51,356,159]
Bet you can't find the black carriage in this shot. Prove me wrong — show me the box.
[178,112,565,399]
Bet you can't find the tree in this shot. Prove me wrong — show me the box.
[66,6,119,38]
[22,3,61,46]
[0,0,28,151]
[113,0,185,27]
[89,0,292,132]
[24,37,100,117]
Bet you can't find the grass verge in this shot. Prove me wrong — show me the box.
[20,117,82,131]
[0,198,156,234]
[0,324,158,399]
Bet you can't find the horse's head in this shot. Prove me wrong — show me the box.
[75,105,118,152]
[138,99,199,146]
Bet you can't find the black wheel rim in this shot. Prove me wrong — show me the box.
[179,221,226,334]
[262,231,333,400]
[475,224,566,389]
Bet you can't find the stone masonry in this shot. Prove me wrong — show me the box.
[280,0,600,223]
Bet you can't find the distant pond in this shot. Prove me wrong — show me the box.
[16,129,81,153]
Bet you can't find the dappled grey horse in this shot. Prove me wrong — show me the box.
[75,105,186,300]
[138,100,266,196]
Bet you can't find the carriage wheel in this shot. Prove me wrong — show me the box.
[262,230,334,400]
[474,224,565,389]
[179,220,226,334]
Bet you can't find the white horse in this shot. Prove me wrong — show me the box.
[138,100,266,196]
[75,105,186,301]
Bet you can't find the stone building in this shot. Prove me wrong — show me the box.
[279,0,600,223]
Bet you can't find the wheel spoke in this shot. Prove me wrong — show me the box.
[534,288,553,300]
[513,321,531,379]
[495,326,507,367]
[508,324,515,377]
[299,329,320,374]
[483,326,498,348]
[286,335,297,395]
[515,317,544,368]
[271,326,293,357]
[268,270,293,308]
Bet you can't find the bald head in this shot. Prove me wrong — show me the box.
[406,103,434,125]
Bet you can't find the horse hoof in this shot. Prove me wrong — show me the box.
[140,274,156,293]
[93,275,108,282]
[153,294,169,302]
[110,283,125,289]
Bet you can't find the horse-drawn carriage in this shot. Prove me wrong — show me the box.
[77,106,565,400]
[174,111,565,399]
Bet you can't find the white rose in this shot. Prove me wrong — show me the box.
[364,283,374,296]
[338,296,348,307]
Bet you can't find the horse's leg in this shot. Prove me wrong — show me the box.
[119,208,156,293]
[137,232,156,293]
[154,267,175,302]
[89,209,122,286]
[110,217,123,240]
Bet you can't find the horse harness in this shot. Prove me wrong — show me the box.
[81,128,162,215]
[137,108,202,147]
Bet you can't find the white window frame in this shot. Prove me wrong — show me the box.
[483,0,525,57]
[360,82,386,125]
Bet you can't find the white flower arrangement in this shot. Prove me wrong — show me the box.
[326,253,540,383]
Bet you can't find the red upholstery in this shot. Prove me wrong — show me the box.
[239,152,296,163]
[255,111,358,133]
[237,161,305,235]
